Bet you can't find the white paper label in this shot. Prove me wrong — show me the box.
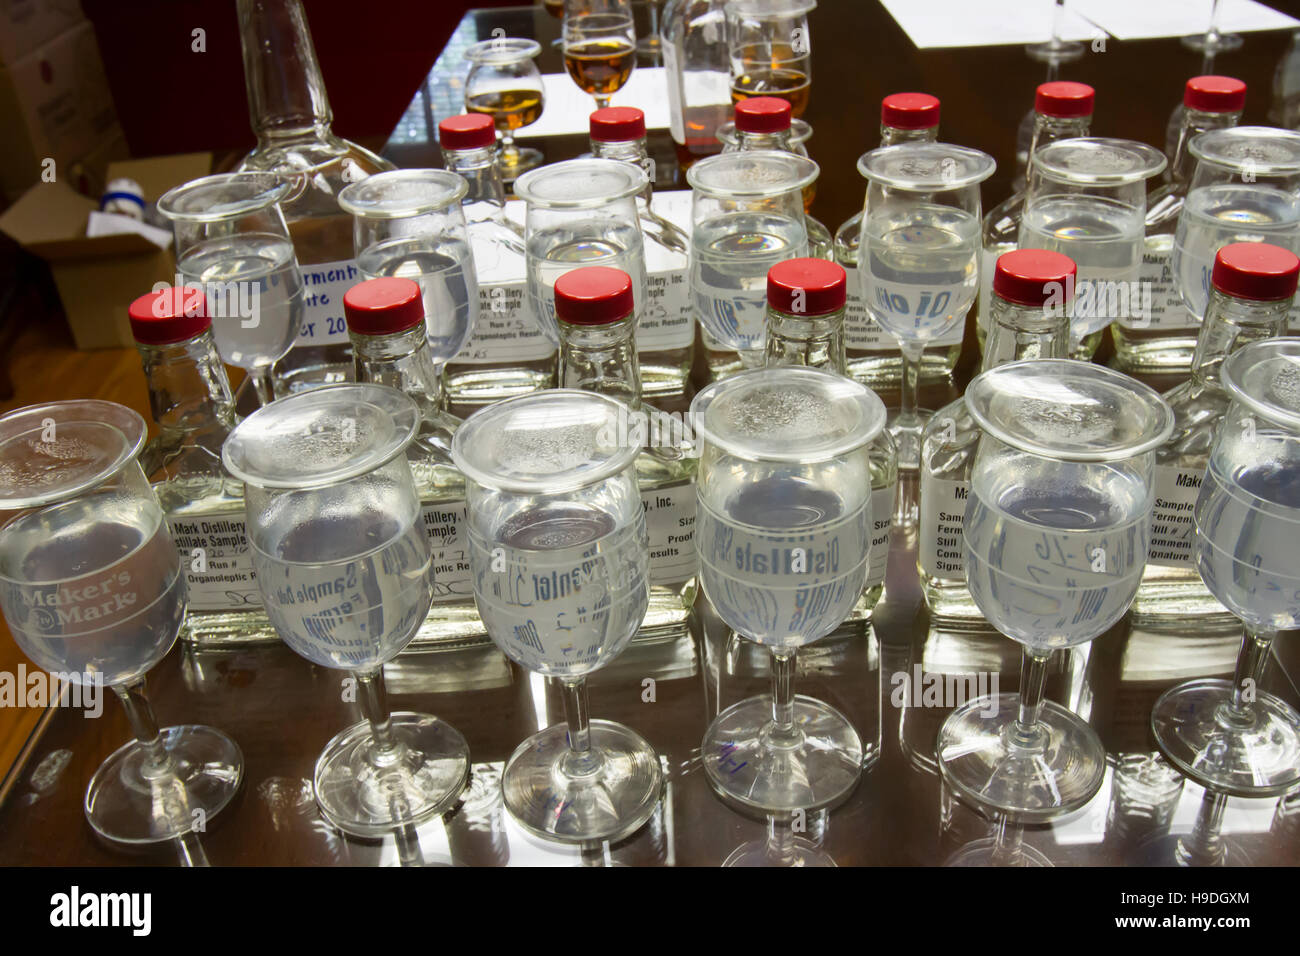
[642,480,697,586]
[454,281,555,364]
[1148,465,1202,568]
[1117,244,1194,331]
[865,484,895,590]
[168,515,261,613]
[297,258,361,345]
[919,474,969,579]
[420,502,474,601]
[639,270,695,351]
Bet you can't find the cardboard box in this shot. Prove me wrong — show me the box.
[0,153,213,350]
[0,0,84,67]
[0,19,120,201]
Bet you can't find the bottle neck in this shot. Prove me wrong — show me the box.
[442,145,507,220]
[880,125,938,146]
[981,296,1071,371]
[137,333,238,436]
[239,0,334,145]
[1025,114,1091,183]
[591,139,655,202]
[764,306,846,374]
[351,325,445,417]
[1191,290,1290,388]
[737,129,794,151]
[1169,107,1241,186]
[558,316,642,410]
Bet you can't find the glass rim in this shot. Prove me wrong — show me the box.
[715,118,812,148]
[157,172,294,223]
[686,150,819,198]
[450,390,641,495]
[965,359,1174,462]
[338,168,468,220]
[728,0,818,17]
[465,37,542,63]
[222,384,421,491]
[514,158,647,209]
[856,143,996,190]
[0,400,147,510]
[1189,125,1300,175]
[1029,137,1168,186]
[1222,337,1300,431]
[690,366,887,464]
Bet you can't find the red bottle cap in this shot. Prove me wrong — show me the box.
[1212,243,1300,301]
[590,106,646,142]
[1035,81,1095,119]
[734,96,792,134]
[554,267,635,325]
[129,287,210,345]
[343,278,425,336]
[993,249,1078,307]
[767,258,847,315]
[881,92,940,130]
[439,114,496,150]
[1184,75,1247,113]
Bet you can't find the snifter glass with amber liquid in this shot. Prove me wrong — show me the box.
[563,0,637,109]
[465,38,546,178]
[726,0,815,117]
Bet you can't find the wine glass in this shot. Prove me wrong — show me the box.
[694,365,887,812]
[937,360,1174,822]
[1152,337,1300,798]
[0,400,243,846]
[464,37,546,179]
[452,389,660,843]
[687,150,817,370]
[222,383,470,836]
[856,142,996,471]
[1173,127,1300,324]
[726,0,816,117]
[159,172,304,407]
[564,0,637,109]
[1021,137,1166,360]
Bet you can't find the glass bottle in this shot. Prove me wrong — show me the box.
[835,92,959,386]
[553,266,697,637]
[919,249,1073,625]
[1114,76,1246,375]
[589,106,695,396]
[438,113,556,406]
[660,0,732,169]
[129,287,276,645]
[979,81,1093,353]
[1131,242,1294,626]
[763,257,897,618]
[342,276,485,644]
[236,0,395,394]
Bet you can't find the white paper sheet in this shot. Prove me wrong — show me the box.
[516,68,671,139]
[1072,0,1297,41]
[879,0,1103,50]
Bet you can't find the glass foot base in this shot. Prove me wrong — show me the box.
[944,836,1052,867]
[702,694,863,814]
[1131,830,1250,867]
[502,719,662,844]
[937,694,1105,822]
[1151,679,1300,797]
[723,837,836,867]
[500,147,544,181]
[313,712,470,838]
[84,724,244,845]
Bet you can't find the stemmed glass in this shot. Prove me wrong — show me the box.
[1025,0,1085,64]
[694,366,887,812]
[452,390,660,843]
[1181,0,1243,56]
[726,0,816,117]
[223,383,470,836]
[0,400,244,846]
[856,142,995,471]
[688,150,818,370]
[1021,137,1166,360]
[1173,128,1300,324]
[339,168,478,434]
[464,38,546,179]
[937,360,1174,822]
[160,172,305,407]
[1152,338,1300,799]
[563,0,637,110]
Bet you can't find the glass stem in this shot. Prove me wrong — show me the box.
[561,677,602,776]
[355,668,402,764]
[1229,629,1275,715]
[899,340,923,426]
[114,678,175,778]
[501,129,518,163]
[1010,650,1051,750]
[1177,788,1228,866]
[173,831,211,867]
[990,814,1025,865]
[250,368,276,407]
[596,94,611,109]
[771,649,797,733]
